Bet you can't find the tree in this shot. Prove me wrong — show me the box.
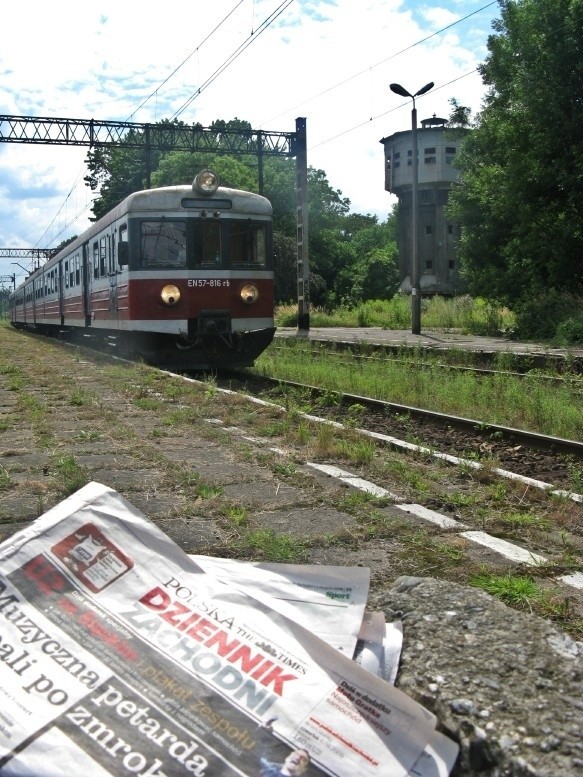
[82,116,399,308]
[447,0,583,306]
[335,218,399,304]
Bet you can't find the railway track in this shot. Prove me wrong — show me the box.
[217,371,583,497]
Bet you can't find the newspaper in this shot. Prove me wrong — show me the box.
[189,556,371,656]
[189,558,403,683]
[0,482,457,776]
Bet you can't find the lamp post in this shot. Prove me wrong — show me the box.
[389,81,434,335]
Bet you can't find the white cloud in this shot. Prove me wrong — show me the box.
[0,0,496,282]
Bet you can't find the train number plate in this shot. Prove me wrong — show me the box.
[187,279,231,288]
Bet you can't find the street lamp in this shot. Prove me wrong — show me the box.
[389,81,434,335]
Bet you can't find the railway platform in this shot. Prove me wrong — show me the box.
[276,326,583,360]
[0,325,582,775]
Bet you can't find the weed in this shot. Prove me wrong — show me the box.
[469,572,543,609]
[0,467,11,490]
[295,421,312,446]
[224,505,248,527]
[69,389,91,406]
[343,403,366,428]
[273,461,297,477]
[54,455,88,495]
[566,460,583,494]
[7,372,25,391]
[316,390,341,409]
[237,529,304,562]
[75,430,101,442]
[486,481,510,501]
[338,438,376,465]
[134,397,164,411]
[149,427,166,438]
[203,376,218,399]
[196,482,223,500]
[496,511,552,532]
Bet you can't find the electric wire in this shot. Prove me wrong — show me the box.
[31,0,290,255]
[260,1,497,126]
[310,69,480,150]
[125,0,247,122]
[170,0,294,120]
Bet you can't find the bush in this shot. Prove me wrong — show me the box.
[514,292,583,343]
[555,315,583,345]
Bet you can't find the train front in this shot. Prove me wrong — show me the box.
[123,171,276,370]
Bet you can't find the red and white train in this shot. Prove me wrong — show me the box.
[10,171,275,369]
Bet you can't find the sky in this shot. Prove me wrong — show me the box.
[0,0,500,286]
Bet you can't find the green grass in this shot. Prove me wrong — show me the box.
[275,296,516,334]
[470,572,543,607]
[254,339,582,440]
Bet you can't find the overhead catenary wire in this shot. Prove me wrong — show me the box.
[125,0,247,122]
[33,0,495,252]
[33,0,290,252]
[259,0,498,127]
[170,0,294,120]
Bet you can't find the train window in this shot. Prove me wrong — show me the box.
[227,222,267,267]
[64,260,69,288]
[193,221,221,266]
[118,225,128,267]
[140,221,187,268]
[100,237,107,276]
[93,242,99,279]
[75,254,81,286]
[108,235,115,273]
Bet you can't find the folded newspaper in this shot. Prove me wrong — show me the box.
[0,482,458,776]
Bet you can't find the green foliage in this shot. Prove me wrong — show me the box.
[275,295,515,334]
[448,0,583,311]
[82,114,400,308]
[470,572,543,607]
[513,291,583,343]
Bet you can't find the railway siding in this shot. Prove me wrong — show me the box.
[0,324,582,776]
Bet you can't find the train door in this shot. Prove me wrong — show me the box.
[106,234,119,328]
[82,243,91,327]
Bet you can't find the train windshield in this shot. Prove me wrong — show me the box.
[140,221,186,268]
[227,222,267,267]
[137,218,269,269]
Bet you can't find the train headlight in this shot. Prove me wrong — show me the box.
[192,170,220,195]
[240,284,259,305]
[161,284,181,306]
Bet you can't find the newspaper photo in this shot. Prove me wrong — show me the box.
[0,482,457,776]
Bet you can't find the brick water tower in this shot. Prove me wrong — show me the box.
[380,116,467,296]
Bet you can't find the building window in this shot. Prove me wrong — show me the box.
[449,260,456,269]
[448,224,454,234]
[424,147,436,154]
[425,225,432,235]
[426,260,433,269]
[425,156,436,164]
[445,147,456,154]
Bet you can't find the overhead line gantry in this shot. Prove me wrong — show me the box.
[0,114,310,331]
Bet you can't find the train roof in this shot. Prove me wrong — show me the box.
[11,183,272,294]
[49,184,270,265]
